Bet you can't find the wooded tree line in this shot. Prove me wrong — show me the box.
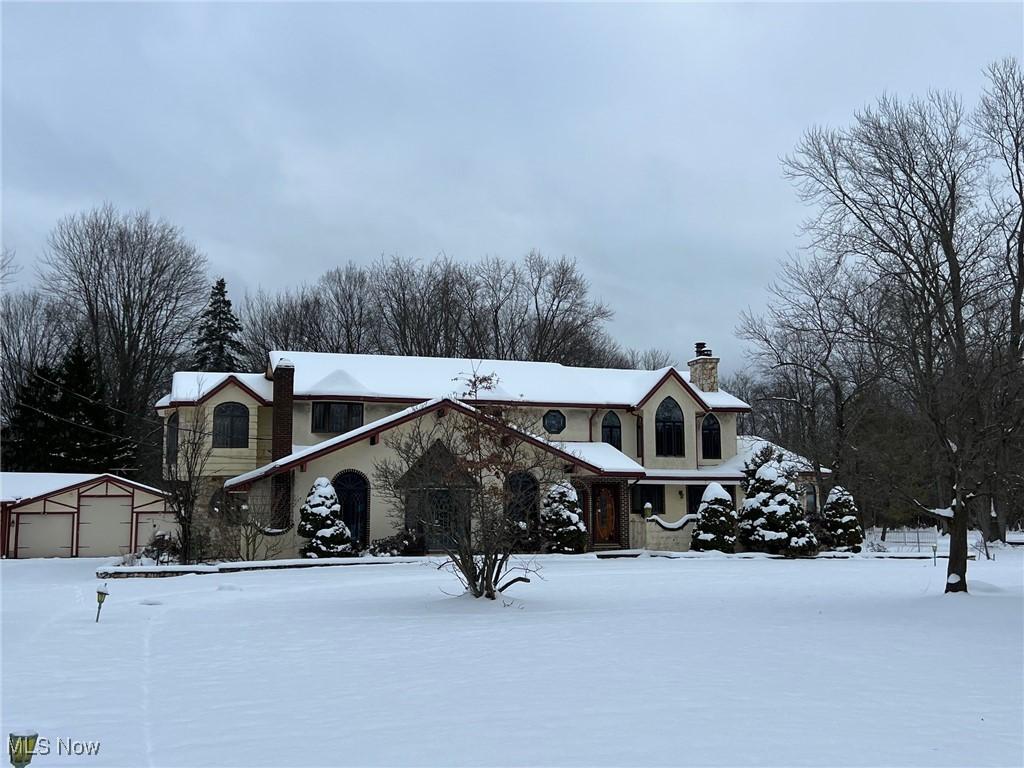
[1,212,666,482]
[728,58,1024,591]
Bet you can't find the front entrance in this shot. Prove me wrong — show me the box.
[332,471,369,547]
[592,483,620,546]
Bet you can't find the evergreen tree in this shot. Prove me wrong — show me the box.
[741,443,782,496]
[298,477,355,558]
[538,481,587,553]
[690,482,737,553]
[193,278,244,371]
[738,460,818,557]
[1,365,62,470]
[52,339,132,473]
[813,486,865,553]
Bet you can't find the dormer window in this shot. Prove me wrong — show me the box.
[601,411,622,451]
[655,397,684,457]
[312,402,364,434]
[701,413,722,460]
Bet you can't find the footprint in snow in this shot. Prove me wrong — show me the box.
[139,599,163,606]
[216,584,243,592]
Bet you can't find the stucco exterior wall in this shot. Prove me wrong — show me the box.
[164,384,264,478]
[638,377,701,471]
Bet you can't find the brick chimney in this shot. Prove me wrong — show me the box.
[688,342,720,393]
[271,358,295,527]
[271,359,295,461]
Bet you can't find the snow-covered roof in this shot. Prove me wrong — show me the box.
[225,398,647,490]
[155,372,273,408]
[0,473,166,505]
[554,442,646,475]
[637,436,826,484]
[224,399,447,489]
[264,351,751,411]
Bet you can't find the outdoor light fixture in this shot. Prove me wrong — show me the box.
[932,542,938,567]
[95,584,109,623]
[8,731,37,768]
[643,502,653,519]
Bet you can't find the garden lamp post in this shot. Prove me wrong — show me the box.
[96,584,109,623]
[931,542,938,567]
[8,731,37,768]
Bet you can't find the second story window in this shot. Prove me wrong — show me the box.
[655,397,684,457]
[543,409,566,435]
[601,411,622,451]
[312,402,364,434]
[701,413,722,460]
[213,402,249,448]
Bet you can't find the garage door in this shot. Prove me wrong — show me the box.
[17,513,74,558]
[78,497,132,556]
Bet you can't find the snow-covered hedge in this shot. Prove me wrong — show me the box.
[539,481,587,554]
[738,460,818,557]
[298,477,355,558]
[689,482,737,553]
[813,486,864,553]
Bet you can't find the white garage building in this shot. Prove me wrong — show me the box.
[1,473,175,559]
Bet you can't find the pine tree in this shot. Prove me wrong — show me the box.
[193,278,244,371]
[814,486,864,553]
[538,481,588,553]
[738,459,818,557]
[741,444,781,496]
[1,365,63,470]
[52,339,132,473]
[298,477,354,558]
[690,482,737,553]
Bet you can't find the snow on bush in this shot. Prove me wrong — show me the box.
[738,459,818,557]
[813,485,865,553]
[689,482,737,553]
[538,481,587,554]
[298,477,354,558]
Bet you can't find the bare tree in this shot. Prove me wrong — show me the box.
[782,71,1023,591]
[1,247,18,285]
[39,205,208,478]
[210,484,291,562]
[164,403,213,564]
[626,347,676,370]
[374,374,565,598]
[0,289,68,424]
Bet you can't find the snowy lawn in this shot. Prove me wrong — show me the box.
[2,553,1022,767]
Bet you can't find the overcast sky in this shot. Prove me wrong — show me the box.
[3,2,1020,373]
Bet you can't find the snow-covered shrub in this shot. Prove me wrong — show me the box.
[738,460,818,557]
[368,529,425,557]
[298,477,354,558]
[538,481,587,554]
[741,444,782,497]
[142,530,179,565]
[689,482,737,553]
[813,486,864,553]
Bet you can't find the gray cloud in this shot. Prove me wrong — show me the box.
[3,2,1020,372]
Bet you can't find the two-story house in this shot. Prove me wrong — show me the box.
[156,344,811,556]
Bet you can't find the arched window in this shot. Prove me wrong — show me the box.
[333,471,370,546]
[601,411,622,451]
[655,397,684,457]
[213,402,249,448]
[166,412,179,466]
[701,413,722,460]
[505,471,540,527]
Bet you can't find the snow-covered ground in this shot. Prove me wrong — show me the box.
[3,553,1022,767]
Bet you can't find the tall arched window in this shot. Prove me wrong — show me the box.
[212,402,249,448]
[601,411,622,450]
[701,413,722,460]
[166,412,179,466]
[333,471,370,546]
[655,397,684,456]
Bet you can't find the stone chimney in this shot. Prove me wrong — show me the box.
[688,342,720,393]
[271,359,295,527]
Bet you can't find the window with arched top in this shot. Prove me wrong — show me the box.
[333,470,370,546]
[701,413,722,460]
[166,412,179,466]
[212,402,249,448]
[505,471,540,528]
[601,411,622,451]
[655,397,684,457]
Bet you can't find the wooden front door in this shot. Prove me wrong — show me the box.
[592,483,620,546]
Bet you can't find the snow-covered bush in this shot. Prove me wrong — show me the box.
[741,444,782,496]
[813,486,864,553]
[368,529,425,557]
[738,460,818,557]
[538,481,587,554]
[689,482,737,553]
[298,477,354,558]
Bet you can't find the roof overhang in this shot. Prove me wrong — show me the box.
[1,474,169,511]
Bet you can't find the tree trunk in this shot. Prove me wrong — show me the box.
[945,503,969,594]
